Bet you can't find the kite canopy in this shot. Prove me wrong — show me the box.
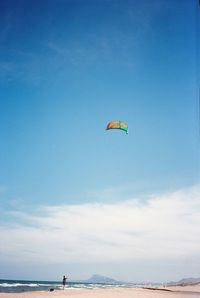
[106,120,128,134]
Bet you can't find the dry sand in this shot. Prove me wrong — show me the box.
[0,285,200,298]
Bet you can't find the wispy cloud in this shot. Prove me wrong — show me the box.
[0,0,169,84]
[0,186,200,265]
[0,185,7,194]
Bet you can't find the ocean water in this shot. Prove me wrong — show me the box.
[0,279,141,293]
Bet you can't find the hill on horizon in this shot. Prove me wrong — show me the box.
[84,274,123,284]
[167,277,200,286]
[82,275,200,286]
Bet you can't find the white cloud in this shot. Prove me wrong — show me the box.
[0,186,200,265]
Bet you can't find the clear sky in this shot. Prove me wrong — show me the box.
[0,0,199,283]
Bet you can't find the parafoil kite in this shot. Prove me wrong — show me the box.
[106,120,128,134]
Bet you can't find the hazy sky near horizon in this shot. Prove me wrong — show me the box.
[0,0,199,282]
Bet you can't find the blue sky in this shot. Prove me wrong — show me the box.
[0,0,199,282]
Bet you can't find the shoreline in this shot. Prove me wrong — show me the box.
[0,284,200,298]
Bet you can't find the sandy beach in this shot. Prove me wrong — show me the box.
[1,285,200,298]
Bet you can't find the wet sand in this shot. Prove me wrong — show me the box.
[0,284,200,298]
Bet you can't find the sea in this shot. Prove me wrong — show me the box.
[0,279,143,293]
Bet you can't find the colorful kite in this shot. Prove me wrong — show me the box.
[106,120,128,134]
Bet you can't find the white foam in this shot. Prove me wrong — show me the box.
[0,283,38,287]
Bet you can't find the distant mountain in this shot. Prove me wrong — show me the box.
[167,277,200,286]
[85,274,122,284]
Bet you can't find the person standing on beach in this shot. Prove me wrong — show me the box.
[62,275,68,289]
